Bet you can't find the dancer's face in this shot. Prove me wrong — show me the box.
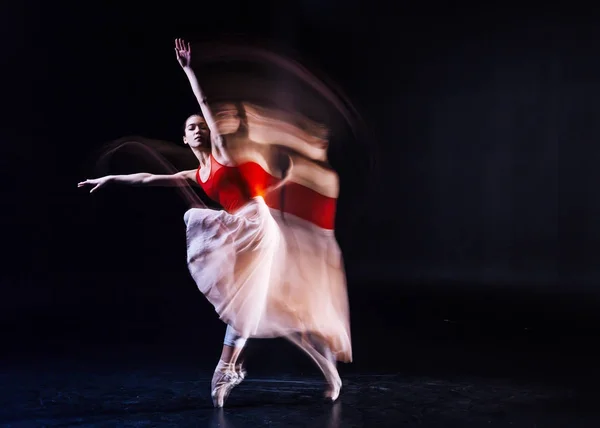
[183,115,210,149]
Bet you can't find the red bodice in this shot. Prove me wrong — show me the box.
[196,155,336,229]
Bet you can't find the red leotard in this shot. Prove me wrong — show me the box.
[196,154,336,230]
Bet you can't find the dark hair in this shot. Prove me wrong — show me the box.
[182,113,206,135]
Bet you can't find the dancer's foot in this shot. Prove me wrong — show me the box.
[289,334,343,403]
[211,360,240,408]
[324,362,342,402]
[320,345,341,401]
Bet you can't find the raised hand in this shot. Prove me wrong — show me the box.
[175,38,192,69]
[77,176,112,193]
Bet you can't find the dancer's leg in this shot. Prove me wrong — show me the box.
[308,333,336,368]
[306,333,341,400]
[222,324,248,380]
[222,325,247,363]
[211,325,248,407]
[287,332,342,401]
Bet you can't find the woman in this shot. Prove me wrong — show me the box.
[78,39,351,407]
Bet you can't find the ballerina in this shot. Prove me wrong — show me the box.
[79,38,351,407]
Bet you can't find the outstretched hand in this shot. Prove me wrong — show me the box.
[77,176,111,193]
[175,38,192,69]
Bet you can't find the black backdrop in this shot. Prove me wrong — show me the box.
[3,3,600,372]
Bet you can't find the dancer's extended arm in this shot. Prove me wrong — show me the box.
[77,170,197,193]
[175,38,220,137]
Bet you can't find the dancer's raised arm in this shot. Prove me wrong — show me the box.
[78,170,197,193]
[175,38,220,137]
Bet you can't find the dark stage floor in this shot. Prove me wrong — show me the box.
[1,345,598,428]
[3,281,600,426]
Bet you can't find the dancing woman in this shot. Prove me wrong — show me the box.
[78,39,352,407]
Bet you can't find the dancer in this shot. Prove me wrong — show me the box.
[78,38,351,407]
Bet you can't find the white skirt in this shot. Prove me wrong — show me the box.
[184,197,352,362]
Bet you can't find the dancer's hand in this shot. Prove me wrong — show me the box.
[77,176,112,193]
[175,38,192,69]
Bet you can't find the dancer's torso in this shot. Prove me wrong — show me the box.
[196,154,337,229]
[196,154,278,213]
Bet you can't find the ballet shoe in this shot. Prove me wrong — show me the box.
[211,360,240,408]
[323,359,342,402]
[324,376,342,402]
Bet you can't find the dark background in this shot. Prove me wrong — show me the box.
[2,2,600,378]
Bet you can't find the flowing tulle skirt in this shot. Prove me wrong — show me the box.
[184,197,352,362]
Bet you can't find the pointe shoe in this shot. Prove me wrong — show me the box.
[211,360,240,408]
[325,374,342,401]
[323,361,342,402]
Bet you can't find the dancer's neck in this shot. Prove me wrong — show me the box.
[192,148,211,168]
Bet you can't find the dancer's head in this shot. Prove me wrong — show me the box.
[183,114,211,152]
